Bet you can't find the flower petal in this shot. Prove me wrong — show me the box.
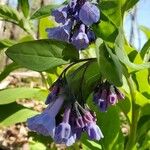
[79,2,100,26]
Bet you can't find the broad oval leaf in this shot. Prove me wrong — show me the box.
[0,103,38,126]
[6,39,79,71]
[0,88,48,105]
[67,61,101,101]
[96,39,123,86]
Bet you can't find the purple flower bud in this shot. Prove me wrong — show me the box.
[46,19,72,42]
[27,96,64,137]
[54,122,71,143]
[76,116,85,128]
[83,111,94,123]
[79,2,100,26]
[71,24,89,50]
[54,108,71,142]
[86,122,104,140]
[107,92,117,105]
[52,6,68,24]
[98,89,108,112]
[93,92,100,104]
[87,29,96,42]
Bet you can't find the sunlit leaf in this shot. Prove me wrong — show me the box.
[96,39,123,86]
[0,39,15,50]
[0,5,20,24]
[6,39,79,71]
[140,25,150,39]
[0,88,48,105]
[0,62,21,82]
[18,0,30,18]
[115,29,150,70]
[0,103,38,126]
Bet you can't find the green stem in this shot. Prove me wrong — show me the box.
[40,72,49,90]
[125,75,140,150]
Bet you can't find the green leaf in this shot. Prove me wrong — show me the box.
[94,0,122,43]
[99,107,121,150]
[134,69,150,94]
[30,5,59,20]
[93,14,118,43]
[28,132,53,150]
[18,0,30,18]
[115,29,150,70]
[135,91,150,107]
[122,0,139,12]
[0,39,15,50]
[140,25,150,39]
[137,116,150,141]
[96,39,123,86]
[87,98,121,150]
[140,39,150,59]
[0,88,48,105]
[0,62,21,82]
[140,104,150,117]
[100,0,122,27]
[81,136,102,150]
[29,142,46,150]
[67,61,101,101]
[6,39,79,72]
[0,102,38,126]
[0,5,20,24]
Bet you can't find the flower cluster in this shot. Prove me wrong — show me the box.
[27,77,125,146]
[93,81,125,112]
[46,0,100,50]
[27,78,104,146]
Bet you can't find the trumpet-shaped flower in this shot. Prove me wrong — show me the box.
[27,96,64,137]
[86,122,104,140]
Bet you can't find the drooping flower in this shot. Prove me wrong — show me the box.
[71,24,89,50]
[79,1,100,26]
[107,91,117,105]
[52,5,68,24]
[27,113,56,136]
[46,0,100,50]
[46,19,73,42]
[27,96,64,137]
[93,81,125,112]
[54,107,71,143]
[86,122,104,140]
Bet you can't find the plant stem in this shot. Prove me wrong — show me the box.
[125,75,140,150]
[40,72,49,90]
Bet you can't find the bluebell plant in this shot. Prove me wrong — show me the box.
[27,0,125,147]
[46,0,100,50]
